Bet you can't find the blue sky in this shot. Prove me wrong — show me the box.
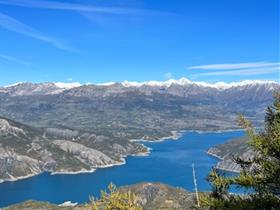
[0,0,279,86]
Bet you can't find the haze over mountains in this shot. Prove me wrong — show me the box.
[0,78,279,182]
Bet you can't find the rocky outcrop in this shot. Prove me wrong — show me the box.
[0,119,25,136]
[207,137,254,172]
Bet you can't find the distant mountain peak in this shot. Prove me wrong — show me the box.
[4,82,27,88]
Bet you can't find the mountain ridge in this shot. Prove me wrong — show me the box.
[2,78,278,95]
[0,78,278,139]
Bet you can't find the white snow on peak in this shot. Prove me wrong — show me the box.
[121,78,192,88]
[4,82,82,89]
[4,82,25,88]
[195,80,278,90]
[2,78,278,90]
[118,78,278,89]
[96,82,116,86]
[54,82,82,89]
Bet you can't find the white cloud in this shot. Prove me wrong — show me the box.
[0,12,73,51]
[164,72,173,79]
[0,0,164,16]
[194,67,279,76]
[188,62,279,70]
[188,61,280,78]
[0,54,30,65]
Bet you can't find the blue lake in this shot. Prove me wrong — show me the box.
[0,131,244,207]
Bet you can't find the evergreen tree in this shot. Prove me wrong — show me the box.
[201,93,280,210]
[89,183,142,210]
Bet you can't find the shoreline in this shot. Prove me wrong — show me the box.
[130,128,244,143]
[184,128,244,134]
[50,169,96,175]
[206,150,241,173]
[0,172,41,184]
[215,166,240,173]
[0,128,242,183]
[0,147,152,183]
[206,150,223,160]
[130,130,182,143]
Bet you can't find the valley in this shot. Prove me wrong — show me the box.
[0,78,278,208]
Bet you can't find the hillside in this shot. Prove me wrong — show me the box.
[0,117,147,182]
[3,182,199,210]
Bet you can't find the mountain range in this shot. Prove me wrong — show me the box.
[0,78,279,182]
[1,78,278,133]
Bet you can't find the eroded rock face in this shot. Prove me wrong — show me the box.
[45,128,79,139]
[0,119,25,136]
[53,140,117,167]
[0,147,42,182]
[0,117,147,182]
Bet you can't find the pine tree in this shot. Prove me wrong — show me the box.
[89,183,142,210]
[201,93,280,210]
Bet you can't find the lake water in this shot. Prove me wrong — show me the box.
[0,131,244,207]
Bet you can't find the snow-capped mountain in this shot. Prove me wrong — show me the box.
[0,77,278,149]
[1,78,278,97]
[116,78,278,90]
[0,82,81,96]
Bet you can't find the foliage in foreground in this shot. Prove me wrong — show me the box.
[201,93,280,210]
[89,183,142,210]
